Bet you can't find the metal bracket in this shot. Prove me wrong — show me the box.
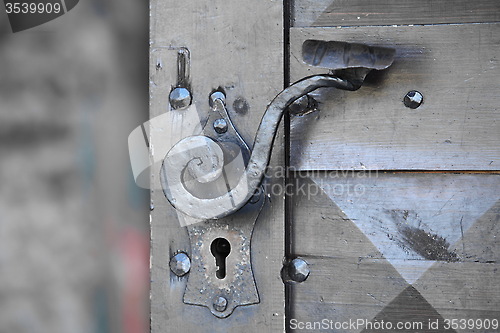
[184,192,264,318]
[163,92,264,317]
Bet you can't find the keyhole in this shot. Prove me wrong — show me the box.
[210,238,231,279]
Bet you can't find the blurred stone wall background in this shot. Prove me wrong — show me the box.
[0,1,149,332]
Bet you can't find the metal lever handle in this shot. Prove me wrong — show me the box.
[161,42,395,220]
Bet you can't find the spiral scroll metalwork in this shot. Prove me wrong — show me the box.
[160,75,369,220]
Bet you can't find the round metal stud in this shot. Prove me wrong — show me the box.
[209,91,226,107]
[403,90,423,109]
[169,252,191,277]
[169,87,192,110]
[213,296,228,312]
[288,258,310,283]
[213,118,228,134]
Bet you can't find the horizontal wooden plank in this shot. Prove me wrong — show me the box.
[293,0,500,27]
[289,174,500,329]
[290,24,500,170]
[290,257,500,331]
[290,173,500,263]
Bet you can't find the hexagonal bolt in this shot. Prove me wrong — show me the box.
[169,252,191,277]
[213,296,228,312]
[213,118,228,134]
[288,258,310,283]
[169,87,192,110]
[209,91,226,108]
[403,90,423,109]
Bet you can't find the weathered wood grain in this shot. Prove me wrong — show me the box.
[288,176,408,330]
[150,0,285,331]
[294,173,500,260]
[288,174,500,331]
[293,0,500,27]
[290,23,500,171]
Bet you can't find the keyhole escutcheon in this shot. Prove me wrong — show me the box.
[211,238,231,279]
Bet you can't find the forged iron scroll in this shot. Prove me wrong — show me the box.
[161,75,362,220]
[160,42,394,220]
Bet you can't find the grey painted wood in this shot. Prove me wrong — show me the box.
[150,0,285,331]
[293,0,500,27]
[288,174,500,331]
[290,23,500,171]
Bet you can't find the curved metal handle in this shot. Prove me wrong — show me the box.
[161,76,358,220]
[161,42,395,220]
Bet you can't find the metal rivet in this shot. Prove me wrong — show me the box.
[288,258,310,283]
[403,90,423,109]
[213,296,228,312]
[288,95,309,114]
[169,252,191,277]
[288,94,317,116]
[213,118,228,134]
[169,87,192,110]
[209,91,226,108]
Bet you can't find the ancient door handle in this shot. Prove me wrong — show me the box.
[162,41,395,318]
[161,41,395,220]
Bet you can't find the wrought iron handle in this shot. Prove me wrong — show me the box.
[161,41,395,220]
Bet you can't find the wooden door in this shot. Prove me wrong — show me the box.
[150,1,500,332]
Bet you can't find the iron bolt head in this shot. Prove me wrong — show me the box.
[288,94,317,116]
[213,296,228,312]
[169,87,192,110]
[209,91,226,108]
[169,252,191,277]
[288,258,310,283]
[213,118,228,134]
[288,95,309,115]
[403,90,423,109]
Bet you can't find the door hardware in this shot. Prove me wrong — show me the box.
[160,41,395,318]
[161,41,395,221]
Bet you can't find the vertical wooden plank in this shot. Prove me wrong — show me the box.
[150,1,285,332]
